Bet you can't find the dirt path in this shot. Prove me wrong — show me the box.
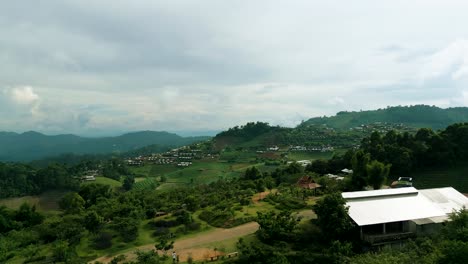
[90,222,259,263]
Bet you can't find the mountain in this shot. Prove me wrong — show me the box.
[0,131,210,161]
[300,105,468,130]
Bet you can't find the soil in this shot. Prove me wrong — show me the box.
[90,222,259,263]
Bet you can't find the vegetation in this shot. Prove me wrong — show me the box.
[3,116,468,263]
[302,105,468,130]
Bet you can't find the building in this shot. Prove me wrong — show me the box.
[342,187,468,246]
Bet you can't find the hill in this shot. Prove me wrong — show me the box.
[0,131,210,161]
[301,105,468,130]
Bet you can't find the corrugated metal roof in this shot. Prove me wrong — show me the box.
[419,187,468,214]
[342,187,468,226]
[342,187,418,199]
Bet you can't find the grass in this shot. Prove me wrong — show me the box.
[287,151,335,161]
[82,176,122,188]
[0,190,68,211]
[133,178,158,191]
[412,164,468,193]
[164,161,242,184]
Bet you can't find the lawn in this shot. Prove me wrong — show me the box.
[412,164,468,193]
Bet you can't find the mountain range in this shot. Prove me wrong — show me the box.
[3,105,468,161]
[0,131,210,161]
[300,105,468,130]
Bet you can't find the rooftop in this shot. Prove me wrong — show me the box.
[342,187,468,226]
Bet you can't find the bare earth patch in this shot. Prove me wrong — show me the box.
[90,222,259,263]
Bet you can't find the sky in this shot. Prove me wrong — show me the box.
[2,0,468,136]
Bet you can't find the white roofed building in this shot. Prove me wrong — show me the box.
[342,187,468,246]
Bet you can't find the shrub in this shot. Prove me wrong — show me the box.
[92,232,113,250]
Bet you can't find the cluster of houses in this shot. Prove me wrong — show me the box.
[79,170,98,181]
[125,147,215,168]
[289,145,334,152]
[349,122,413,134]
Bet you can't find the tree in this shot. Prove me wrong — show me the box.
[256,210,298,243]
[366,160,391,190]
[15,203,44,228]
[59,192,85,214]
[441,207,468,242]
[134,250,161,264]
[155,236,174,256]
[123,174,135,191]
[306,159,329,175]
[52,240,73,262]
[84,211,104,233]
[350,150,370,191]
[244,167,262,180]
[312,193,353,240]
[112,217,139,242]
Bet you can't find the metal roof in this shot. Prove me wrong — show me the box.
[342,187,468,226]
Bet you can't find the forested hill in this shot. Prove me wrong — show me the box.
[301,105,468,130]
[0,131,210,161]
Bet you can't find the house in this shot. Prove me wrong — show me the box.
[341,168,353,174]
[326,174,344,181]
[342,187,468,246]
[81,175,96,181]
[297,176,321,191]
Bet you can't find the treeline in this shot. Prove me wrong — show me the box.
[216,122,288,139]
[0,163,79,198]
[303,105,468,130]
[360,123,468,176]
[0,158,131,199]
[306,123,468,181]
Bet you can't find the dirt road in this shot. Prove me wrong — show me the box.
[90,222,259,263]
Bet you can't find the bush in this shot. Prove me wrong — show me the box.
[92,232,113,250]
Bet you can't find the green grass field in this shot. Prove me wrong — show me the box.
[82,176,122,188]
[0,190,67,211]
[287,151,335,161]
[412,165,468,193]
[133,178,158,191]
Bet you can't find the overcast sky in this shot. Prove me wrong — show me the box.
[2,0,468,136]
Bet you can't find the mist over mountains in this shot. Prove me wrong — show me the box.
[0,130,209,161]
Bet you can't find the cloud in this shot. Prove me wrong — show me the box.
[1,1,468,135]
[6,86,39,105]
[420,39,468,83]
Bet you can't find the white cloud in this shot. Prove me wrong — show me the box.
[420,39,468,83]
[10,86,39,105]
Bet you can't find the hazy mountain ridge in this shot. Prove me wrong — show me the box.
[301,105,468,130]
[0,130,210,161]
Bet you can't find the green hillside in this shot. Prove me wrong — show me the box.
[0,131,210,161]
[301,105,468,130]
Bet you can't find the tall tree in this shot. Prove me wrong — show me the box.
[350,150,370,191]
[313,193,353,240]
[366,160,391,190]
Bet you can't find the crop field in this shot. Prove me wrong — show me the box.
[412,165,468,193]
[133,178,158,191]
[164,161,242,184]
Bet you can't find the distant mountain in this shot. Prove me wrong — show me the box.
[0,131,210,161]
[300,105,468,130]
